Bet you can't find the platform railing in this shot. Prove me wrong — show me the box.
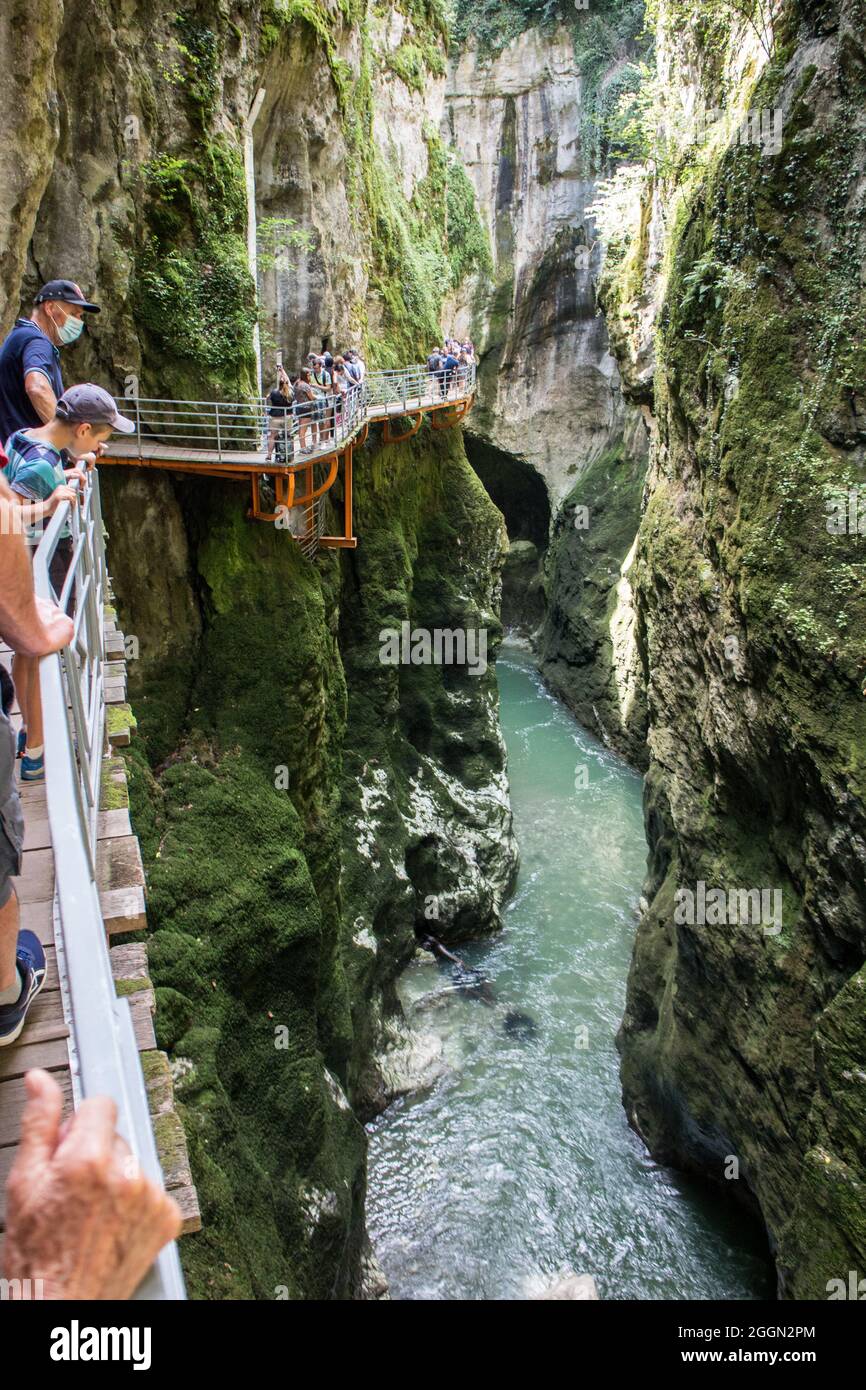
[114,361,476,466]
[33,470,186,1302]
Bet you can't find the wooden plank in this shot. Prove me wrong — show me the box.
[152,1112,194,1191]
[16,781,47,814]
[127,990,156,1052]
[0,1035,69,1082]
[110,942,149,982]
[97,835,145,894]
[41,946,59,992]
[101,885,147,935]
[12,1020,69,1048]
[141,1050,174,1116]
[11,848,54,905]
[0,1145,16,1226]
[0,1069,72,1147]
[171,1185,202,1236]
[19,900,53,946]
[100,756,129,812]
[24,990,65,1032]
[23,807,131,853]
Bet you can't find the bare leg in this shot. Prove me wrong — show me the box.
[266,420,279,460]
[0,893,19,992]
[12,653,42,749]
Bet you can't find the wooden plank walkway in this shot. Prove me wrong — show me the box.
[0,607,200,1237]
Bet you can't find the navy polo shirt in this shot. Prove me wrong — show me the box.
[0,319,64,448]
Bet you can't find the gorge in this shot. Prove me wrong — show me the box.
[1,0,864,1305]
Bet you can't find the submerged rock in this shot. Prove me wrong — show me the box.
[529,1271,600,1301]
[502,1009,539,1041]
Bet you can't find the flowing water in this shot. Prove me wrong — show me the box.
[366,650,774,1300]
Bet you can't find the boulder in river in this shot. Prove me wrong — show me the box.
[532,1272,600,1301]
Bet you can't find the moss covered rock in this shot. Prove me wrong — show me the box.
[614,0,866,1297]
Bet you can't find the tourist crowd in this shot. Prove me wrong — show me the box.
[265,338,475,460]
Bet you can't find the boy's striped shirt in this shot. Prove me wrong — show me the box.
[3,429,69,544]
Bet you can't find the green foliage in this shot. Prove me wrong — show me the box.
[173,11,222,127]
[363,118,490,364]
[256,217,314,274]
[385,38,446,91]
[449,0,573,51]
[135,140,257,399]
[446,150,493,284]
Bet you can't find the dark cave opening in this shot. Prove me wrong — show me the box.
[463,431,551,635]
[463,431,551,549]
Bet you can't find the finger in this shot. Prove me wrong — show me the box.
[112,1190,183,1298]
[55,1094,118,1165]
[15,1069,63,1169]
[111,1132,139,1183]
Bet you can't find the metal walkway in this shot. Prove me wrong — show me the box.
[0,473,191,1299]
[101,363,476,554]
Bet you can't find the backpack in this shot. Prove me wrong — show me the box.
[428,353,442,373]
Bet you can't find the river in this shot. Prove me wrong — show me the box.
[366,649,774,1300]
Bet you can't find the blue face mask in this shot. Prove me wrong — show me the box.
[54,308,85,345]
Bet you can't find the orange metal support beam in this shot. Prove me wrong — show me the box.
[382,411,423,445]
[430,395,475,430]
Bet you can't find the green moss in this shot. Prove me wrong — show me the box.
[617,0,866,1297]
[107,703,137,737]
[100,756,130,812]
[541,439,649,764]
[115,976,154,997]
[134,138,257,401]
[120,482,361,1299]
[385,39,445,92]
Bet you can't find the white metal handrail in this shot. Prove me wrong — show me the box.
[114,361,477,465]
[33,471,186,1302]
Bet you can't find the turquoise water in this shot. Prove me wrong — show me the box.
[366,650,774,1300]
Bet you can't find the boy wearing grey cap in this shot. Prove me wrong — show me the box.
[2,384,134,781]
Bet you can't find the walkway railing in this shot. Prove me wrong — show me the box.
[33,471,186,1302]
[114,362,476,466]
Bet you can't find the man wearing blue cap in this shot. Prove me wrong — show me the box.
[0,280,100,447]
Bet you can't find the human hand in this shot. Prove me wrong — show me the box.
[48,484,79,513]
[2,1069,181,1300]
[21,596,75,656]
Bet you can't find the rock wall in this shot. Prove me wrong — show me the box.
[444,27,626,509]
[612,0,866,1297]
[443,19,650,757]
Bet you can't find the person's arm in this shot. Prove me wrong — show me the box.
[3,1069,181,1300]
[21,338,60,424]
[8,481,79,532]
[23,371,57,423]
[0,475,74,655]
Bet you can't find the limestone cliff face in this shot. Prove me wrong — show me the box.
[0,0,514,1298]
[444,28,625,509]
[613,0,866,1297]
[443,22,649,758]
